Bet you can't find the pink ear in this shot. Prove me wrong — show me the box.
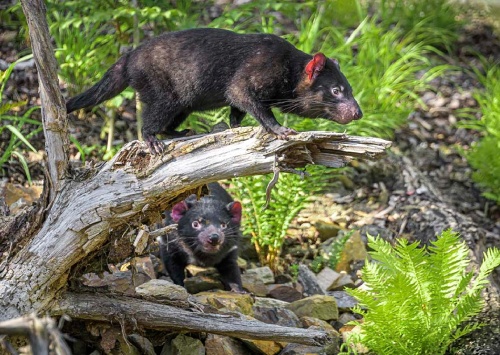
[305,53,326,82]
[228,201,242,223]
[171,201,188,222]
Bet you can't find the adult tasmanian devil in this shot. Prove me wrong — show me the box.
[66,28,363,154]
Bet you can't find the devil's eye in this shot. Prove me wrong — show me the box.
[192,221,201,229]
[331,87,340,96]
[221,222,227,229]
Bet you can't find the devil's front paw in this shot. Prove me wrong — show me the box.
[145,135,164,155]
[268,125,297,140]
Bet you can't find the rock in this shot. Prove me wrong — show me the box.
[267,284,303,302]
[128,334,155,355]
[275,274,293,284]
[314,220,341,242]
[184,275,224,294]
[316,267,341,292]
[328,273,355,291]
[338,312,358,326]
[245,266,275,284]
[253,305,301,328]
[186,264,217,276]
[241,338,282,355]
[328,291,358,311]
[286,295,339,321]
[278,343,338,355]
[194,291,254,316]
[237,257,248,270]
[81,270,148,296]
[241,272,268,296]
[170,334,205,355]
[253,297,290,308]
[335,230,368,272]
[135,279,189,302]
[205,334,251,355]
[131,256,156,280]
[297,264,325,296]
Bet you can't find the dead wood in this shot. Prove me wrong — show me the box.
[0,127,391,321]
[0,314,71,355]
[51,292,330,346]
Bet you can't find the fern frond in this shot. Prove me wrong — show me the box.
[349,230,500,355]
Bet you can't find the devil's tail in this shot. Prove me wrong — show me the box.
[66,54,129,113]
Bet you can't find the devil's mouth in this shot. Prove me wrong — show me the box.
[202,244,221,253]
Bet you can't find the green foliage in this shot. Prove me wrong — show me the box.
[228,166,338,270]
[465,64,500,204]
[373,0,461,49]
[0,55,42,183]
[343,229,500,355]
[310,231,351,272]
[287,17,452,139]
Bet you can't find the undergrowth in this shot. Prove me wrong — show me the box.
[227,166,338,270]
[465,64,500,204]
[342,229,500,355]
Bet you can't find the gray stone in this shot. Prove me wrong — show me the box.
[128,334,155,355]
[328,291,358,311]
[135,279,189,301]
[315,267,341,292]
[253,306,301,328]
[267,284,302,302]
[194,291,254,316]
[171,334,205,355]
[184,275,224,294]
[328,273,355,291]
[245,266,275,284]
[205,334,251,355]
[286,295,339,321]
[338,312,358,326]
[253,297,290,308]
[297,264,325,296]
[241,272,268,296]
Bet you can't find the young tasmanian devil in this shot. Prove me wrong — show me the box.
[158,182,244,292]
[66,28,362,154]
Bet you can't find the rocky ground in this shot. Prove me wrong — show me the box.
[1,14,500,355]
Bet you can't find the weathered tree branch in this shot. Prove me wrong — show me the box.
[0,128,391,320]
[51,292,330,346]
[20,0,70,202]
[0,314,71,355]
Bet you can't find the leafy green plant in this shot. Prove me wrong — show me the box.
[343,229,500,355]
[0,55,42,183]
[228,166,337,270]
[465,64,500,204]
[310,231,352,273]
[373,0,461,49]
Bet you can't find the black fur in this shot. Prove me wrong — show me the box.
[66,28,362,154]
[159,183,243,292]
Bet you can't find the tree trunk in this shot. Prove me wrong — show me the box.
[19,0,69,203]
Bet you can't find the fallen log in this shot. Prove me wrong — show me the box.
[51,292,331,346]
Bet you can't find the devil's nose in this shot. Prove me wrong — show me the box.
[209,234,220,244]
[355,106,363,120]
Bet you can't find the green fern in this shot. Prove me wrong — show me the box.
[344,229,500,355]
[228,166,339,270]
